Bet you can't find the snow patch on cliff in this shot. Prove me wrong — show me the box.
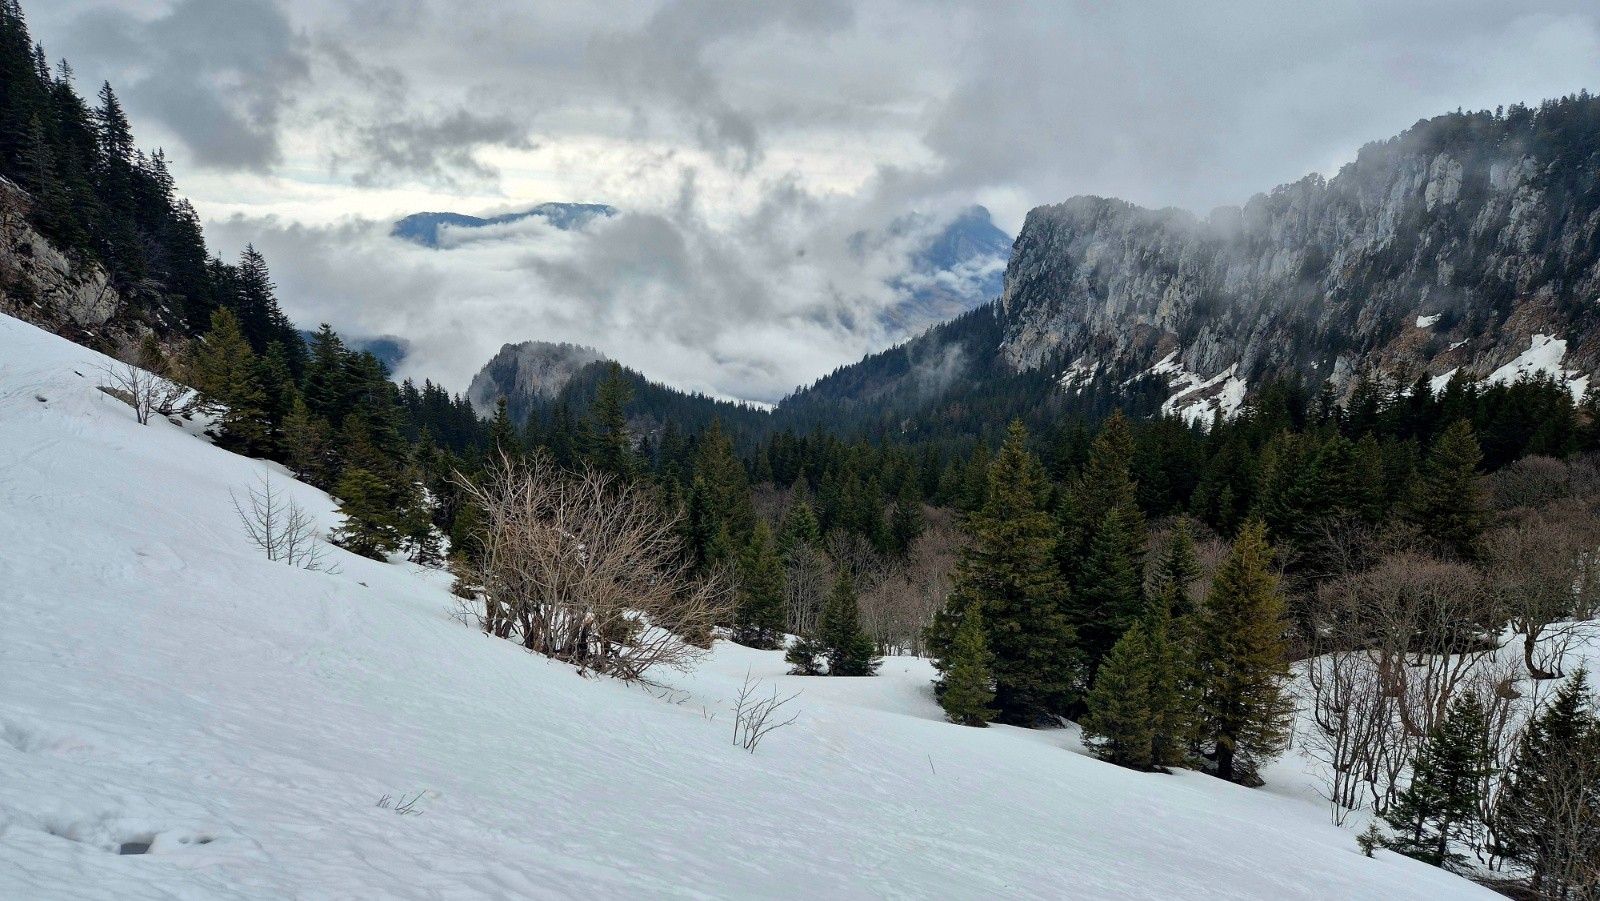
[1148,353,1248,426]
[1487,334,1589,403]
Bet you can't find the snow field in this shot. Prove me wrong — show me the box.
[0,313,1490,899]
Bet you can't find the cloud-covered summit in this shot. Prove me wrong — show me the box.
[30,0,1600,401]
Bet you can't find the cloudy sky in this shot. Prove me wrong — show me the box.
[31,0,1600,403]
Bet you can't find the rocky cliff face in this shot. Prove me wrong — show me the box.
[0,178,128,346]
[468,340,608,421]
[999,100,1600,421]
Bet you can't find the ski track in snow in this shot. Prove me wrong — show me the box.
[0,313,1492,900]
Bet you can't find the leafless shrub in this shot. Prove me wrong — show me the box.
[1485,500,1600,680]
[231,470,336,572]
[97,342,192,425]
[731,670,801,753]
[457,452,734,680]
[375,792,427,816]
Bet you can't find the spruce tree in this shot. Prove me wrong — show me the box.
[1080,623,1156,769]
[1194,520,1293,783]
[1152,517,1202,619]
[1385,693,1495,869]
[1068,410,1140,563]
[939,604,996,727]
[819,570,879,676]
[778,496,822,558]
[694,420,755,545]
[735,521,786,649]
[937,421,1076,722]
[281,394,333,488]
[889,475,925,556]
[1404,420,1489,561]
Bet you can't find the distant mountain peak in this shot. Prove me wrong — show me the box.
[392,202,617,248]
[467,340,608,418]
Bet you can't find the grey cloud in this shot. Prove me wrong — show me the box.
[345,109,533,187]
[587,0,855,170]
[67,0,310,171]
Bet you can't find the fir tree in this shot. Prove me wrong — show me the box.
[1074,500,1147,676]
[819,570,879,676]
[1152,517,1202,619]
[1081,623,1156,769]
[785,635,825,676]
[487,397,520,460]
[1493,670,1598,894]
[585,362,636,478]
[937,421,1077,722]
[889,475,925,556]
[778,495,822,558]
[1142,599,1193,769]
[1194,520,1293,783]
[188,307,270,456]
[735,521,786,649]
[1404,420,1489,561]
[1385,693,1496,869]
[331,466,401,560]
[281,394,333,488]
[937,603,997,727]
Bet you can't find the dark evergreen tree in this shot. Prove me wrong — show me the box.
[1194,520,1293,783]
[1142,599,1193,769]
[734,521,786,649]
[188,308,270,456]
[585,362,636,478]
[1493,670,1599,895]
[487,397,520,460]
[331,466,401,560]
[1385,693,1495,869]
[1074,501,1147,676]
[936,421,1077,722]
[785,635,826,676]
[1081,623,1156,769]
[1404,420,1489,561]
[939,603,996,727]
[888,475,925,556]
[1151,517,1202,619]
[819,570,879,677]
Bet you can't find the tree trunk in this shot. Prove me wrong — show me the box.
[1523,632,1556,680]
[1216,741,1235,782]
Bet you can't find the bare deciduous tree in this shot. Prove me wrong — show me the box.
[98,340,192,426]
[1302,551,1508,821]
[783,542,831,638]
[457,453,733,680]
[231,470,335,572]
[1485,501,1600,680]
[856,509,961,656]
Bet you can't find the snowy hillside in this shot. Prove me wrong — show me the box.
[0,313,1492,899]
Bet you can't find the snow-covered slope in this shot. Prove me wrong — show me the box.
[0,313,1491,900]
